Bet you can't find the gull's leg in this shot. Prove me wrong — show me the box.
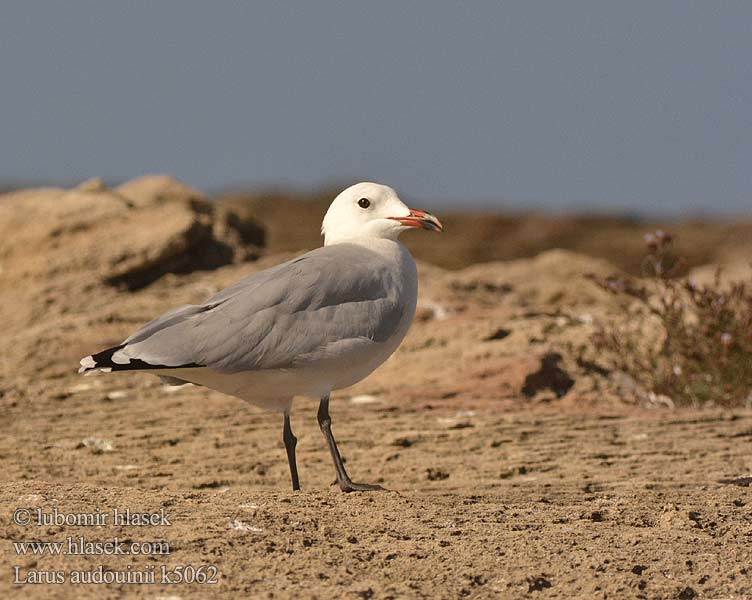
[283,412,300,491]
[317,395,385,492]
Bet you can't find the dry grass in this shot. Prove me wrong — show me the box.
[590,231,752,407]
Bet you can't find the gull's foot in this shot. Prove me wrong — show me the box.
[338,480,387,493]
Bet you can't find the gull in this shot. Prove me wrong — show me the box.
[79,182,443,492]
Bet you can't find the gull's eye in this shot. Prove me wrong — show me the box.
[357,198,371,209]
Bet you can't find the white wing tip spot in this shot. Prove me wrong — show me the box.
[79,356,96,372]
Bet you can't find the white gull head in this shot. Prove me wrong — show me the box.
[321,182,443,246]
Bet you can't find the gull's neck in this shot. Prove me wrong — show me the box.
[324,228,400,246]
[325,235,411,260]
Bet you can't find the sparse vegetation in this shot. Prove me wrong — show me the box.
[590,230,752,407]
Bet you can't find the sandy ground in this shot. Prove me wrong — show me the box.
[2,177,751,598]
[2,383,752,599]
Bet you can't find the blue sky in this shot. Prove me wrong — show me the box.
[1,2,750,215]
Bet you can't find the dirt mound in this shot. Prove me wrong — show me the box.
[0,176,264,387]
[0,175,263,291]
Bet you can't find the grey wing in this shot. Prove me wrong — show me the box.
[123,304,207,345]
[112,245,406,372]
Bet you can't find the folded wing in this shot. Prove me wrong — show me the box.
[80,244,405,374]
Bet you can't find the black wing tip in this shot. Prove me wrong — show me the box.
[79,344,202,373]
